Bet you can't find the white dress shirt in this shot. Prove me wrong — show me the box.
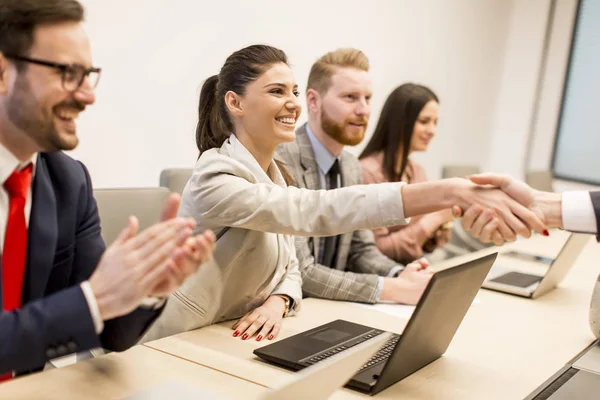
[0,143,103,334]
[562,191,598,234]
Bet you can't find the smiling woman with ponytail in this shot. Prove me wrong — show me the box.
[142,44,543,345]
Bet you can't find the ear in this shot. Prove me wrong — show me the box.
[305,88,321,115]
[224,90,244,117]
[0,53,12,94]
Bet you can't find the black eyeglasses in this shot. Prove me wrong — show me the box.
[5,54,101,93]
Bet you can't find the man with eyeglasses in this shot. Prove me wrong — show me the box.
[0,0,216,378]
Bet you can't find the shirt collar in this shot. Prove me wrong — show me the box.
[305,123,339,175]
[224,134,286,187]
[0,142,38,186]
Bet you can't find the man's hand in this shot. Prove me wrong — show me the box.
[423,227,452,253]
[400,178,544,245]
[149,193,216,298]
[420,208,457,252]
[380,258,433,305]
[449,178,548,245]
[149,230,216,298]
[89,216,196,321]
[468,174,562,228]
[458,174,561,245]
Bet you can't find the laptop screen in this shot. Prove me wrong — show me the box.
[374,253,497,394]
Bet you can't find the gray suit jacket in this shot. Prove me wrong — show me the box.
[276,124,401,304]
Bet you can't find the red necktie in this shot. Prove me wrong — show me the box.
[1,164,32,382]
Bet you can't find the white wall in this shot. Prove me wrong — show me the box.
[71,0,516,187]
[73,0,585,190]
[484,0,552,179]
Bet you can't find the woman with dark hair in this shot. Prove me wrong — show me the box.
[360,84,455,263]
[142,47,546,344]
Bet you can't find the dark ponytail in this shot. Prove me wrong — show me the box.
[196,75,231,155]
[195,44,289,157]
[194,45,296,186]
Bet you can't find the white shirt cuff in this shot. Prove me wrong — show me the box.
[140,297,167,310]
[375,277,384,302]
[80,281,104,335]
[562,191,597,234]
[388,265,404,277]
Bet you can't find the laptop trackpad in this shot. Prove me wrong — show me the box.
[489,271,542,288]
[546,370,600,399]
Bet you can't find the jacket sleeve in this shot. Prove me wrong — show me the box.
[295,235,380,304]
[345,228,402,276]
[0,162,163,375]
[185,154,408,237]
[270,236,303,312]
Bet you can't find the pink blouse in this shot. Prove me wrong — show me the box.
[359,152,430,263]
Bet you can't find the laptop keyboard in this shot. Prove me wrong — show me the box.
[358,334,401,371]
[303,331,401,372]
[490,271,542,288]
[304,330,393,365]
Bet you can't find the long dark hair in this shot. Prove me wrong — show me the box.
[195,44,295,185]
[359,83,438,182]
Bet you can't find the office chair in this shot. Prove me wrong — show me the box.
[441,165,481,179]
[93,187,172,245]
[159,168,193,195]
[74,187,173,363]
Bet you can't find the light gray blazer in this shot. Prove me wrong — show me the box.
[276,125,402,303]
[142,134,408,342]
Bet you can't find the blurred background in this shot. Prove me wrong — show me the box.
[74,0,596,193]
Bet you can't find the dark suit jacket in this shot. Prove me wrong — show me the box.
[0,152,163,375]
[590,192,600,239]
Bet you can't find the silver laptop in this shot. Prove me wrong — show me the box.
[124,332,392,400]
[525,340,600,399]
[482,233,588,298]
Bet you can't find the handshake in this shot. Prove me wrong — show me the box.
[452,173,562,245]
[382,174,563,305]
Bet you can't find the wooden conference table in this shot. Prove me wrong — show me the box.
[1,230,598,399]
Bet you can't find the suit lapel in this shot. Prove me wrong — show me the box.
[295,125,321,258]
[23,155,57,302]
[296,126,320,190]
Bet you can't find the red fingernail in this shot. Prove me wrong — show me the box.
[233,331,239,337]
[543,230,550,237]
[256,335,262,341]
[242,334,248,340]
[268,334,274,340]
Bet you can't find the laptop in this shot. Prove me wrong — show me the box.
[525,341,600,400]
[254,253,497,395]
[124,332,392,400]
[482,233,588,298]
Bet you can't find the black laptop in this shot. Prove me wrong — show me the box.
[254,253,497,395]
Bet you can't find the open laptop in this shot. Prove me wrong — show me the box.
[482,233,588,298]
[254,253,497,395]
[124,332,392,400]
[525,340,600,400]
